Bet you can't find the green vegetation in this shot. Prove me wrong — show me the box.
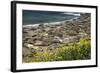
[24,37,91,63]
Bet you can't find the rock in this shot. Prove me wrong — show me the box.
[23,28,30,33]
[44,27,51,32]
[62,36,79,44]
[42,37,52,46]
[22,47,32,57]
[38,46,48,51]
[24,43,34,48]
[27,44,34,48]
[23,37,30,41]
[47,43,61,50]
[52,36,63,43]
[34,40,43,46]
[63,38,70,44]
[34,40,48,46]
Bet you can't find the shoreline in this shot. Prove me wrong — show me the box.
[23,17,79,28]
[22,20,65,28]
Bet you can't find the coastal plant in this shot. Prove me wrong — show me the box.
[23,37,91,63]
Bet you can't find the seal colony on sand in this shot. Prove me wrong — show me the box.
[22,13,91,62]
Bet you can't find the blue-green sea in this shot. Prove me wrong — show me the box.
[23,10,80,25]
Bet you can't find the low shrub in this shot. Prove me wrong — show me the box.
[26,37,91,62]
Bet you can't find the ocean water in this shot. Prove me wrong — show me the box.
[23,10,80,25]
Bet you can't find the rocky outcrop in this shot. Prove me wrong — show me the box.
[22,13,91,59]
